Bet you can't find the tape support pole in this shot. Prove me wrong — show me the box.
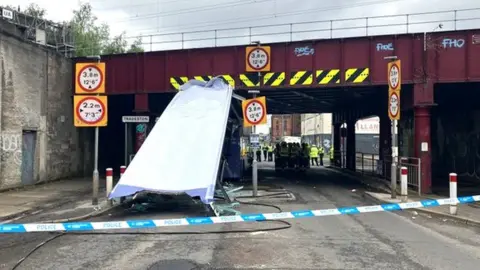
[1,195,479,234]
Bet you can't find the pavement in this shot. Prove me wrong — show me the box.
[1,162,480,269]
[0,178,111,223]
[328,166,480,226]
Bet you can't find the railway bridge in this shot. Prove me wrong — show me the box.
[75,23,480,194]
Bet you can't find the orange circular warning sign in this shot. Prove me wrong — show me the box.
[388,91,400,120]
[388,60,401,91]
[243,99,266,125]
[77,65,104,92]
[75,96,106,125]
[246,46,271,72]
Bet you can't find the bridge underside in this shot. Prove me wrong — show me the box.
[236,85,384,114]
[97,82,480,199]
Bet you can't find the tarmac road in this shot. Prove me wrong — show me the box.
[1,164,480,270]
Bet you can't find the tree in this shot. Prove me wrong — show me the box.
[24,3,46,18]
[103,33,128,55]
[127,37,144,53]
[4,2,143,56]
[70,3,144,56]
[70,3,110,56]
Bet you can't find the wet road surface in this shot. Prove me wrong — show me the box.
[1,165,480,270]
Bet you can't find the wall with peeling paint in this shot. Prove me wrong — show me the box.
[0,30,93,189]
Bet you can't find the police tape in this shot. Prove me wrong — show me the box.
[1,195,479,233]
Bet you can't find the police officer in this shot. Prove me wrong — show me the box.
[310,145,319,166]
[301,143,310,169]
[256,146,262,162]
[318,145,325,166]
[329,146,334,165]
[267,145,273,161]
[280,142,289,169]
[262,144,268,161]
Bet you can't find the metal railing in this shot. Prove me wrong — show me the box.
[356,153,379,176]
[356,153,421,195]
[76,8,480,53]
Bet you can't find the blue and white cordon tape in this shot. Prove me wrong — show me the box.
[1,195,479,233]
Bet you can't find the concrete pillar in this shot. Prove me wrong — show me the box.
[414,106,432,194]
[346,120,356,171]
[333,123,341,167]
[379,114,392,177]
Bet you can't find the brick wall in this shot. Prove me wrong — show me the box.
[0,30,92,188]
[271,114,302,140]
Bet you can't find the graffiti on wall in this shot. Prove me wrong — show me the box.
[135,124,148,153]
[294,46,315,57]
[442,38,465,48]
[0,133,22,165]
[376,43,394,51]
[434,113,480,183]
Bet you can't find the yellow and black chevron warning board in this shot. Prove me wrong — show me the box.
[345,68,370,83]
[219,75,235,87]
[263,72,285,87]
[170,76,188,90]
[290,71,313,86]
[315,69,340,84]
[193,75,212,82]
[239,73,260,87]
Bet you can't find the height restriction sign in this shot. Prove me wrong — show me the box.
[74,95,108,127]
[388,60,401,91]
[245,46,271,72]
[242,96,267,127]
[388,89,400,120]
[75,62,106,94]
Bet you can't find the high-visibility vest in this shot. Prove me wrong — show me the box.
[329,147,334,159]
[310,147,319,158]
[319,147,325,154]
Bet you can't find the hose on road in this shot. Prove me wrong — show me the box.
[11,190,292,270]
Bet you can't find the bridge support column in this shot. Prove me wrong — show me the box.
[333,123,341,167]
[379,114,392,177]
[415,106,432,194]
[346,119,356,171]
[134,94,149,153]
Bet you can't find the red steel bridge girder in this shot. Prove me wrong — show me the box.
[73,29,480,95]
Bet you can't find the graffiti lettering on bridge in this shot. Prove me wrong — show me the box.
[1,133,22,165]
[376,43,394,51]
[442,38,465,48]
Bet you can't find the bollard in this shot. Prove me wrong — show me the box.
[449,173,457,215]
[106,168,113,206]
[400,166,408,202]
[120,166,126,177]
[119,166,126,203]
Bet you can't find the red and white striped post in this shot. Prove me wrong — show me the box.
[400,166,408,202]
[106,168,113,206]
[120,166,126,178]
[449,173,457,215]
[119,166,126,203]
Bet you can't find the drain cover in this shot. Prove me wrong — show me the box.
[147,260,198,270]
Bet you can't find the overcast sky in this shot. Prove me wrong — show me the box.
[3,0,480,51]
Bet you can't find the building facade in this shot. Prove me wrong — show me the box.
[271,114,301,141]
[301,114,380,154]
